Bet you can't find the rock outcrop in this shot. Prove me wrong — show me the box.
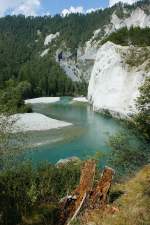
[88,42,150,118]
[55,7,150,83]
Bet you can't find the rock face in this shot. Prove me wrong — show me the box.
[55,7,150,83]
[56,41,97,82]
[44,32,60,46]
[39,4,150,118]
[109,8,150,35]
[56,157,80,167]
[88,42,149,118]
[85,6,150,117]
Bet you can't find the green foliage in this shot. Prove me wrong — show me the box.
[0,14,89,97]
[102,27,150,46]
[0,162,81,225]
[124,46,150,70]
[136,77,150,112]
[0,79,32,114]
[134,77,150,140]
[0,164,33,225]
[18,57,87,97]
[108,132,150,178]
[36,162,81,201]
[0,1,149,97]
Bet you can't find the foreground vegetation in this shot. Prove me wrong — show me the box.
[0,162,81,225]
[77,165,150,225]
[0,138,149,225]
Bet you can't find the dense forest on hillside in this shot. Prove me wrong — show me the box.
[0,0,149,102]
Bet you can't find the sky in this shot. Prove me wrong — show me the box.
[0,0,139,17]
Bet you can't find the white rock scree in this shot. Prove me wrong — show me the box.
[25,97,60,104]
[11,113,72,133]
[5,97,71,132]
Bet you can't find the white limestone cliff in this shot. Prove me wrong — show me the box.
[56,31,99,82]
[110,8,150,32]
[55,7,150,82]
[88,42,150,118]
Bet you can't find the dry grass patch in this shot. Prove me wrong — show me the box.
[78,165,150,225]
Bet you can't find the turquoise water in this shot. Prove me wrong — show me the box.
[25,98,126,164]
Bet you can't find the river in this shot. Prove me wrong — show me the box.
[24,97,128,164]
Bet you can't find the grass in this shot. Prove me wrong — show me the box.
[22,203,58,225]
[77,165,150,225]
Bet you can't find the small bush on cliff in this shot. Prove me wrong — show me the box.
[134,76,150,141]
[102,27,150,46]
[125,46,150,71]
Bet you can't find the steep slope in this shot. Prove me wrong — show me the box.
[54,1,150,82]
[0,0,149,98]
[88,42,150,118]
[108,7,150,34]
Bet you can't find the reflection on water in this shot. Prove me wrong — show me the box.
[25,98,126,164]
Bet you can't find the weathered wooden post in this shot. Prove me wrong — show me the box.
[58,160,96,225]
[89,166,115,209]
[58,162,115,225]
